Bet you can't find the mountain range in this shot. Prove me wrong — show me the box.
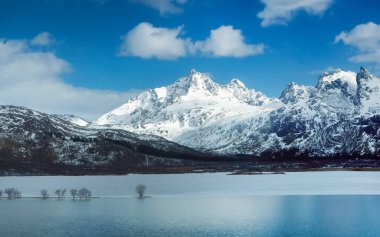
[0,67,379,173]
[92,67,380,158]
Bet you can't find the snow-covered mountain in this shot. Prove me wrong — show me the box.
[93,69,281,141]
[53,114,90,127]
[1,67,377,175]
[0,105,210,172]
[355,67,380,116]
[93,67,380,158]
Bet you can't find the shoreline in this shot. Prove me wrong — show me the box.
[2,167,380,176]
[2,171,380,196]
[1,194,380,199]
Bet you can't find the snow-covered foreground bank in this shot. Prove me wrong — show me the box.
[1,172,380,197]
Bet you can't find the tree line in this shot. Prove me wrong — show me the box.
[0,187,93,200]
[1,184,147,199]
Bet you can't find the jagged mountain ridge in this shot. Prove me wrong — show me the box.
[93,67,380,157]
[93,69,282,141]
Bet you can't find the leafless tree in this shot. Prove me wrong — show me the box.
[0,190,2,197]
[15,189,21,199]
[55,189,66,199]
[40,189,49,199]
[5,188,11,199]
[70,189,78,200]
[135,184,146,198]
[5,188,21,199]
[78,188,92,200]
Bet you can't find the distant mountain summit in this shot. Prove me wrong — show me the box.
[356,67,380,115]
[93,67,380,158]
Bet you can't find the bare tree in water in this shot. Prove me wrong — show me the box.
[40,189,49,199]
[5,188,21,199]
[78,188,92,200]
[70,189,78,200]
[135,184,146,198]
[55,189,66,199]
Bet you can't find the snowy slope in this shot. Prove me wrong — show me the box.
[0,105,209,168]
[93,67,380,158]
[53,114,90,127]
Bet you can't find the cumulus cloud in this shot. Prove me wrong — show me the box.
[130,0,187,15]
[119,22,188,60]
[0,36,140,120]
[31,32,55,46]
[119,23,264,59]
[335,22,380,66]
[257,0,333,27]
[194,25,264,57]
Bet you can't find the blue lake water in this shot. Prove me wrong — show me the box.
[1,196,380,236]
[1,172,380,236]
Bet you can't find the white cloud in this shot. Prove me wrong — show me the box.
[257,0,333,27]
[0,37,140,120]
[335,22,380,66]
[308,66,339,75]
[31,32,55,46]
[130,0,187,15]
[119,22,188,60]
[120,23,264,59]
[194,25,264,57]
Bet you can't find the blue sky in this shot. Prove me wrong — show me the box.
[1,0,380,119]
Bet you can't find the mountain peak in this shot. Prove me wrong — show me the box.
[319,68,342,78]
[360,66,369,74]
[316,69,357,92]
[178,69,211,82]
[317,69,343,84]
[187,68,207,80]
[189,68,198,75]
[280,82,312,104]
[227,79,247,89]
[355,67,380,114]
[357,66,373,82]
[172,69,217,95]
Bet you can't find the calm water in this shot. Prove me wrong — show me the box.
[1,196,380,236]
[1,172,380,236]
